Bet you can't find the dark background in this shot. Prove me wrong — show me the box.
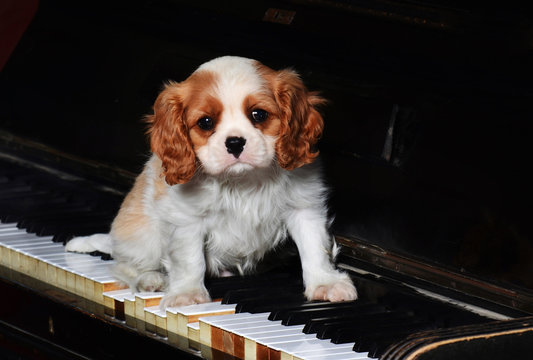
[1,0,533,293]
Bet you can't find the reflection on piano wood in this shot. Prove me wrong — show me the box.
[2,155,533,360]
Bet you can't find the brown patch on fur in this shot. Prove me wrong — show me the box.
[147,71,220,185]
[151,157,168,200]
[111,170,150,241]
[242,93,281,137]
[255,62,326,170]
[186,93,224,148]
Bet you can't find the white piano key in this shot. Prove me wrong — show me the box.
[92,276,126,297]
[166,300,236,337]
[199,312,269,325]
[222,319,284,333]
[3,241,61,254]
[246,324,306,339]
[103,288,133,300]
[229,319,367,360]
[62,256,114,274]
[135,291,164,303]
[218,315,305,337]
[20,245,68,257]
[43,260,112,281]
[145,305,168,335]
[275,338,357,354]
[103,287,134,312]
[212,313,270,326]
[145,305,167,319]
[295,351,372,360]
[38,256,108,277]
[256,332,316,344]
[86,274,118,284]
[290,342,368,359]
[0,223,17,228]
[0,235,54,246]
[188,321,200,330]
[0,222,18,229]
[0,228,26,235]
[167,300,236,317]
[47,253,111,271]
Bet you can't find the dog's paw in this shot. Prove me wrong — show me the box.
[136,271,166,292]
[160,289,211,309]
[308,278,358,302]
[65,234,112,254]
[65,236,93,253]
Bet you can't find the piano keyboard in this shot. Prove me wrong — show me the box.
[0,157,516,359]
[0,222,124,304]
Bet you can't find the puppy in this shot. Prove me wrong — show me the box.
[66,56,357,308]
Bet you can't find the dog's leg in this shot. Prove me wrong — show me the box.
[287,208,358,302]
[159,230,211,309]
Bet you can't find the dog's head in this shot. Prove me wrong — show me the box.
[147,56,325,185]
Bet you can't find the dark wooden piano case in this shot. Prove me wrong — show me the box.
[1,0,533,359]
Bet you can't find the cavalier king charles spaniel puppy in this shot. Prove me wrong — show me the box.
[66,56,357,308]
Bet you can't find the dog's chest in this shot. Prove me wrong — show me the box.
[158,174,292,257]
[202,182,289,271]
[206,182,287,241]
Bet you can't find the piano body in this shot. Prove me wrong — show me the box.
[1,0,533,359]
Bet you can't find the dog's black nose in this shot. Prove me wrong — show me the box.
[225,137,246,158]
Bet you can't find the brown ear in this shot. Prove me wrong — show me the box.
[146,82,196,185]
[273,70,326,170]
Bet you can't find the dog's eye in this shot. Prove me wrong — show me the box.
[197,116,215,131]
[250,109,268,124]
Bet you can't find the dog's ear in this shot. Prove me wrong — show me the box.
[273,69,326,170]
[147,82,196,185]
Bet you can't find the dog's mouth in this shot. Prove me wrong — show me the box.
[225,161,255,174]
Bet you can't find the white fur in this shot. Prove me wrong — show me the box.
[66,56,357,308]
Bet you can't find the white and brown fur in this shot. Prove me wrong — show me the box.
[66,56,357,308]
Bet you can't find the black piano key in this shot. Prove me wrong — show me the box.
[89,251,113,260]
[223,284,303,304]
[205,276,248,299]
[368,340,392,359]
[25,213,113,233]
[270,300,370,323]
[236,293,307,313]
[268,301,350,321]
[302,304,389,333]
[22,211,107,227]
[16,203,99,222]
[353,327,418,354]
[315,310,415,339]
[16,209,90,227]
[218,273,302,304]
[53,225,112,244]
[330,317,430,344]
[33,220,111,236]
[282,301,373,326]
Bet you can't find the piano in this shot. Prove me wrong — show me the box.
[1,0,533,359]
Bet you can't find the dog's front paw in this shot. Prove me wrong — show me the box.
[160,289,211,309]
[307,278,358,302]
[137,271,166,292]
[65,234,111,254]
